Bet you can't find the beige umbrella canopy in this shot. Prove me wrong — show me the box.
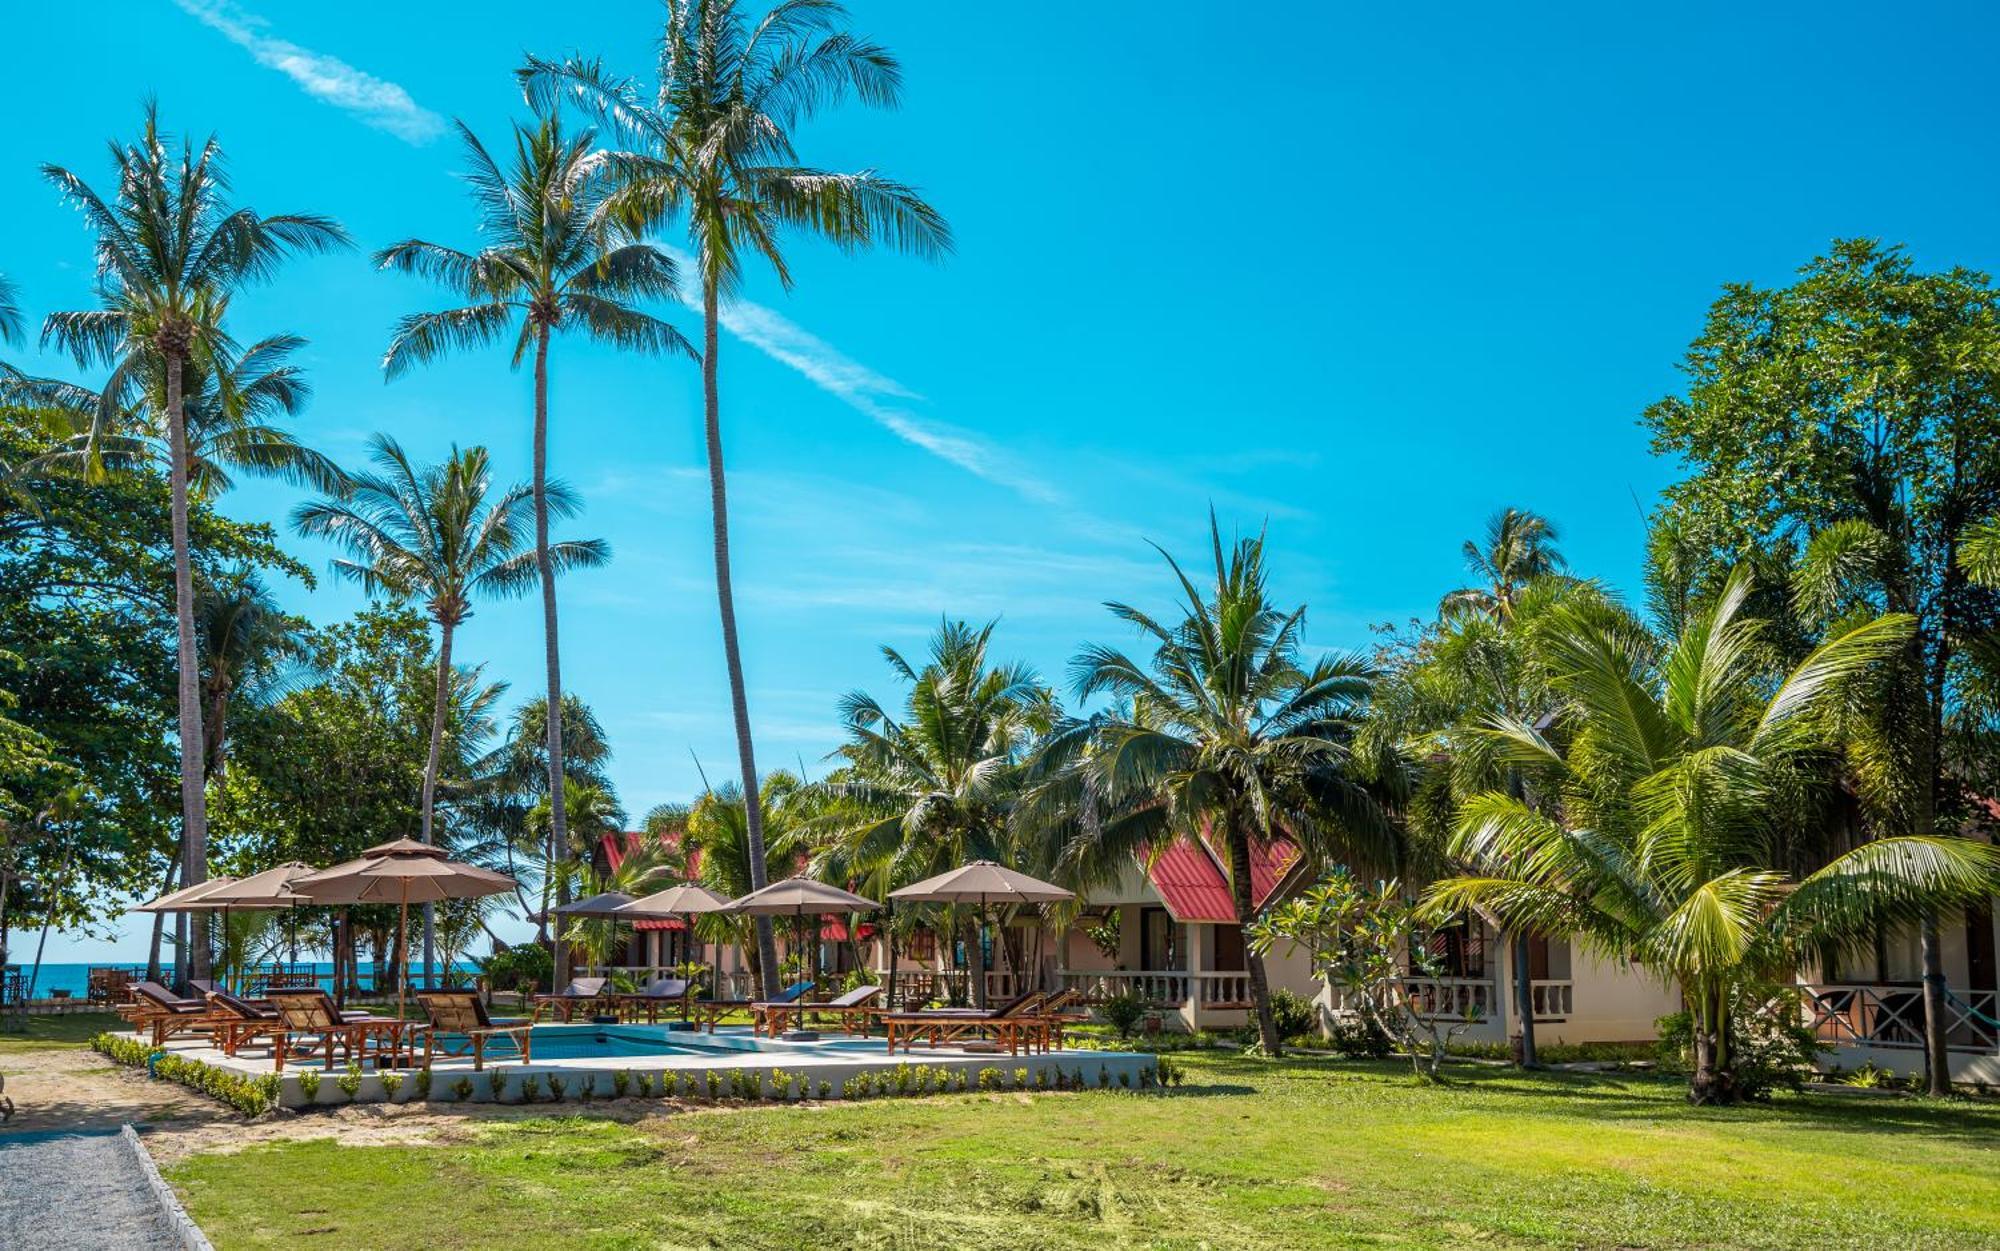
[726,878,880,992]
[889,861,1075,907]
[553,891,640,917]
[293,839,517,1019]
[891,862,1073,1010]
[197,862,320,907]
[131,876,238,912]
[617,884,732,984]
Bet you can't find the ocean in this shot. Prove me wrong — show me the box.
[6,960,482,999]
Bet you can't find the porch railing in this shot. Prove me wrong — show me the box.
[1058,970,1190,1008]
[1799,983,1999,1053]
[1530,979,1574,1020]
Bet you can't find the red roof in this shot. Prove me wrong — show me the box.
[1136,835,1300,924]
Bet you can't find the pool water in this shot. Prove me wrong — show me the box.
[521,1026,711,1060]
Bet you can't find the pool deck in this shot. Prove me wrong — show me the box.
[120,1023,1154,1107]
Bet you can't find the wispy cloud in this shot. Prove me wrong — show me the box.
[172,0,446,145]
[663,254,1063,506]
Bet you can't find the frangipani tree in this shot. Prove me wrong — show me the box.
[1427,567,2000,1103]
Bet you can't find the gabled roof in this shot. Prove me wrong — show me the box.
[1136,834,1301,924]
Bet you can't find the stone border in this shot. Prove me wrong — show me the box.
[119,1125,213,1251]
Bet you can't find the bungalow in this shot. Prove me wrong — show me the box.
[1798,906,1999,1084]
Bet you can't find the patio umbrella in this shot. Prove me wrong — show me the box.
[553,891,641,979]
[176,863,321,992]
[891,861,1074,1009]
[617,884,730,983]
[292,838,517,1020]
[131,877,238,994]
[725,878,880,990]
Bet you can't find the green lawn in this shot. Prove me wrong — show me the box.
[162,1052,2000,1250]
[0,1011,124,1056]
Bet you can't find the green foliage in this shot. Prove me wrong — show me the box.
[1100,992,1147,1040]
[816,1079,830,1100]
[544,1075,565,1101]
[1326,1014,1394,1059]
[296,1069,321,1103]
[1013,1068,1030,1089]
[450,1077,475,1102]
[479,945,552,995]
[92,1034,282,1116]
[1267,989,1318,1042]
[519,1075,542,1103]
[486,1070,506,1102]
[612,1069,631,1098]
[1654,987,1825,1101]
[336,1064,363,1100]
[378,1071,404,1101]
[411,1068,432,1101]
[977,1067,1002,1091]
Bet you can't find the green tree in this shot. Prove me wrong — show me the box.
[685,772,809,995]
[1058,519,1400,1054]
[1645,239,2000,1093]
[523,0,951,996]
[1428,567,2000,1102]
[38,105,346,978]
[376,114,690,972]
[820,620,1054,1007]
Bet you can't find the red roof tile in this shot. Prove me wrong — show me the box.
[1136,834,1301,924]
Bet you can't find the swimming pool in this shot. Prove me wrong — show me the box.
[518,1025,715,1060]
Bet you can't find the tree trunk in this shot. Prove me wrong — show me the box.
[1511,932,1540,1068]
[1920,912,1952,1096]
[1227,825,1281,1055]
[968,910,989,1011]
[420,618,455,991]
[701,276,779,999]
[146,856,177,982]
[530,324,574,988]
[165,353,211,982]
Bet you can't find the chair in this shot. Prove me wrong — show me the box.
[529,976,609,1023]
[120,981,222,1046]
[752,984,883,1037]
[266,989,421,1071]
[606,977,694,1024]
[416,991,533,1070]
[688,980,815,1033]
[879,992,1053,1056]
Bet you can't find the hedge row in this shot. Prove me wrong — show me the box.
[91,1033,283,1117]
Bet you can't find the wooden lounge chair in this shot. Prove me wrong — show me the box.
[879,992,1053,1056]
[266,989,422,1071]
[202,988,368,1057]
[606,977,695,1024]
[416,991,533,1070]
[529,976,609,1023]
[752,984,884,1037]
[687,980,815,1033]
[120,981,224,1047]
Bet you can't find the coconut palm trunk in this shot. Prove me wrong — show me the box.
[164,353,211,984]
[1227,818,1282,1055]
[702,277,780,999]
[419,618,455,988]
[530,323,575,984]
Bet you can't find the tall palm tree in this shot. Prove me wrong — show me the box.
[1430,567,2000,1102]
[523,0,951,996]
[820,620,1053,1007]
[0,273,22,352]
[1396,507,1583,1067]
[1060,520,1401,1054]
[1439,507,1567,621]
[685,771,808,995]
[377,115,690,977]
[39,105,347,980]
[297,437,606,980]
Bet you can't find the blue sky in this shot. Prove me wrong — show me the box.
[10,1,1998,960]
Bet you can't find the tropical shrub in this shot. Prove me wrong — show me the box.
[977,1067,1003,1091]
[297,1069,322,1102]
[1654,988,1824,1101]
[90,1035,282,1116]
[1268,988,1318,1041]
[1326,1013,1394,1059]
[519,1075,542,1102]
[1100,992,1147,1040]
[450,1076,475,1102]
[486,1071,506,1101]
[479,945,552,994]
[378,1071,404,1101]
[335,1064,364,1100]
[412,1068,433,1101]
[612,1070,632,1098]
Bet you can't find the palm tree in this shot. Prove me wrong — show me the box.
[1393,507,1583,1067]
[1439,507,1567,621]
[523,0,951,996]
[0,273,22,351]
[819,620,1053,1007]
[376,114,691,978]
[1060,520,1400,1054]
[685,772,808,994]
[297,437,606,982]
[39,105,347,980]
[1429,568,2000,1102]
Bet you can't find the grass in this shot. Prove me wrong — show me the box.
[0,1011,125,1057]
[163,1051,2000,1250]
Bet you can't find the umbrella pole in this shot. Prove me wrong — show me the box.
[398,886,410,1023]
